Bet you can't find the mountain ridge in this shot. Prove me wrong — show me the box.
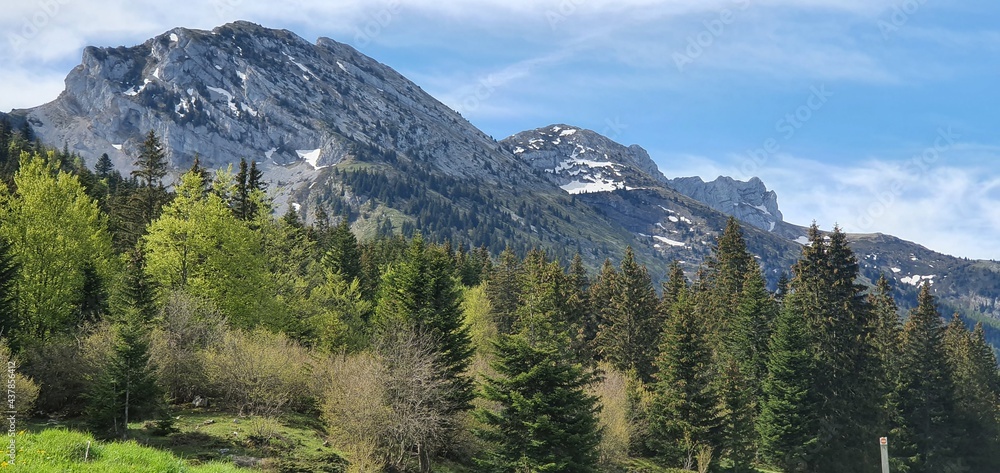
[7,21,1000,333]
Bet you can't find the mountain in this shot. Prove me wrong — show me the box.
[8,22,1000,339]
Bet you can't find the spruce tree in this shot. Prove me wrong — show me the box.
[943,317,1000,471]
[896,283,958,473]
[867,275,905,456]
[704,217,756,339]
[785,225,877,472]
[131,130,167,188]
[475,332,602,472]
[648,285,722,468]
[484,248,522,335]
[757,303,818,473]
[375,235,474,413]
[595,246,661,382]
[722,266,778,470]
[95,153,114,178]
[322,218,362,283]
[86,250,162,437]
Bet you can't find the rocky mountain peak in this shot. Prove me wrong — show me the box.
[15,21,519,202]
[667,175,784,232]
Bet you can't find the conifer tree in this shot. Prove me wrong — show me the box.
[375,235,474,413]
[586,258,618,355]
[704,217,756,339]
[867,275,906,451]
[649,285,722,468]
[132,130,167,188]
[485,248,522,335]
[95,153,114,178]
[322,218,362,283]
[596,246,661,382]
[0,238,17,343]
[942,317,1000,471]
[475,311,602,473]
[86,250,163,437]
[565,253,592,361]
[722,266,778,469]
[785,225,877,472]
[757,303,818,473]
[896,283,958,473]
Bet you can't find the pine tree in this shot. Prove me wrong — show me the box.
[596,246,661,382]
[722,266,778,470]
[565,253,592,362]
[757,303,818,473]
[131,130,167,188]
[867,275,906,459]
[785,225,877,472]
[942,317,1000,471]
[704,217,756,339]
[75,261,107,324]
[375,235,474,413]
[586,258,617,356]
[648,285,722,468]
[896,283,958,473]
[475,332,602,473]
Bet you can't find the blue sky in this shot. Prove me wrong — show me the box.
[2,0,998,259]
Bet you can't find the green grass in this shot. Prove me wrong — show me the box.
[15,408,346,472]
[4,428,242,472]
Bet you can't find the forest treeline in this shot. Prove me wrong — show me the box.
[0,123,998,473]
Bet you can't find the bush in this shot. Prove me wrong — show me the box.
[591,364,631,469]
[0,338,39,417]
[149,291,225,403]
[203,328,316,416]
[20,332,99,415]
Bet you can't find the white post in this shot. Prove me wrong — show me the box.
[879,437,890,473]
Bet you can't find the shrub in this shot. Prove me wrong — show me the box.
[0,338,39,417]
[203,328,316,416]
[149,291,225,403]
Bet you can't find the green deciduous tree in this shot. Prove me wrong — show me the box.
[143,169,274,328]
[0,152,114,344]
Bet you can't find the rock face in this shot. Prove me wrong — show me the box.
[667,176,783,232]
[15,21,522,202]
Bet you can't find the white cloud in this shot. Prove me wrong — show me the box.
[658,150,1000,260]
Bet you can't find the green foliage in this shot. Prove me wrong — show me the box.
[895,284,960,472]
[374,235,474,413]
[649,285,722,469]
[475,333,602,473]
[0,151,114,344]
[85,252,164,437]
[595,246,661,382]
[756,303,818,473]
[203,328,317,416]
[322,218,362,283]
[143,169,274,328]
[0,237,18,342]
